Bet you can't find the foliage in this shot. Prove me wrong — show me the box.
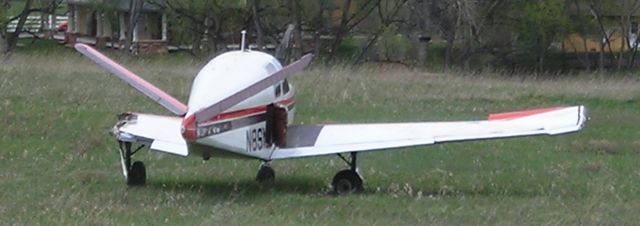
[7,0,640,72]
[512,0,570,51]
[375,24,412,62]
[0,6,7,35]
[337,35,360,59]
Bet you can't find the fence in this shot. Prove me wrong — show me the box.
[6,15,68,34]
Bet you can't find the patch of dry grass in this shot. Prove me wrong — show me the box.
[571,139,621,155]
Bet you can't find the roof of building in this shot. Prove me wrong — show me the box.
[66,0,164,12]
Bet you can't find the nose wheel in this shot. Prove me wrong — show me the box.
[332,152,363,195]
[127,161,146,185]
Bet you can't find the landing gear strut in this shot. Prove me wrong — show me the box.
[256,162,275,184]
[118,141,146,186]
[332,152,363,195]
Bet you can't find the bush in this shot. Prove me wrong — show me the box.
[375,25,413,63]
[338,36,361,59]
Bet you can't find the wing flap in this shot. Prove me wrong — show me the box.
[270,106,586,160]
[114,113,189,156]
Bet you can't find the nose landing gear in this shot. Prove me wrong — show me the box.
[118,141,146,186]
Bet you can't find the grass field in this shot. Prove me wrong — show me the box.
[2,47,640,225]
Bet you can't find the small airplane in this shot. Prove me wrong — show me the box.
[74,32,588,195]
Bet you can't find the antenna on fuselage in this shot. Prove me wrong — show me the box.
[241,30,247,52]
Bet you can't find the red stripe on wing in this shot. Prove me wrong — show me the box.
[488,107,562,121]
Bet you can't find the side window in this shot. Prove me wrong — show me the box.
[275,84,282,97]
[282,79,290,94]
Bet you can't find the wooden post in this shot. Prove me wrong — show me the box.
[119,13,126,48]
[96,12,106,48]
[161,13,167,42]
[65,4,77,45]
[133,23,138,42]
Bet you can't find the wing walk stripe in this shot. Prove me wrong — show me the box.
[284,125,324,148]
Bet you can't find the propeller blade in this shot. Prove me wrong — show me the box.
[74,44,188,116]
[193,53,313,123]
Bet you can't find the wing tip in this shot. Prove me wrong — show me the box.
[74,43,91,52]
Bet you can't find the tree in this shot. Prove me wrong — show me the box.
[511,0,570,72]
[122,0,144,57]
[0,1,9,53]
[3,0,34,56]
[426,0,477,69]
[354,0,408,64]
[152,0,248,57]
[326,0,379,62]
[1,0,61,57]
[612,0,640,70]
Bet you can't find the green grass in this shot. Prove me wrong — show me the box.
[2,47,640,225]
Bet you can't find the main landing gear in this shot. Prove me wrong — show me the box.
[118,141,146,186]
[254,152,363,195]
[256,162,275,184]
[332,152,363,195]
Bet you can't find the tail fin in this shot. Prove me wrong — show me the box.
[74,44,188,116]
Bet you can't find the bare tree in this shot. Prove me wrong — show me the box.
[589,0,617,72]
[615,0,640,69]
[3,0,34,57]
[355,0,407,64]
[427,0,465,69]
[250,0,265,49]
[327,0,379,62]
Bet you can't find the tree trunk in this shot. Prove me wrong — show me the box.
[123,0,144,57]
[4,0,34,56]
[444,35,454,69]
[328,0,352,62]
[206,12,218,56]
[250,0,265,49]
[288,0,303,59]
[312,2,325,57]
[537,49,545,73]
[0,35,7,54]
[599,43,605,72]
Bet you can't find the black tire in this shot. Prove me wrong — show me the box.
[256,165,275,184]
[332,169,363,195]
[127,161,146,186]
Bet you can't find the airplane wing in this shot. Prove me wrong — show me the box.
[113,113,188,156]
[270,106,587,160]
[75,44,188,116]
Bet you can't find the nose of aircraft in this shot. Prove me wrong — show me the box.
[181,114,197,141]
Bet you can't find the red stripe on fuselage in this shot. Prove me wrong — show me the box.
[201,96,295,124]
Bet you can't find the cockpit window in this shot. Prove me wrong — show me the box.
[265,63,277,74]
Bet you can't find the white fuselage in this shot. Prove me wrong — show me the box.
[185,50,295,160]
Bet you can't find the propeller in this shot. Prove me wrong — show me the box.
[74,44,188,116]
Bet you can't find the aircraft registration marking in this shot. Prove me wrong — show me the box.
[246,127,265,152]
